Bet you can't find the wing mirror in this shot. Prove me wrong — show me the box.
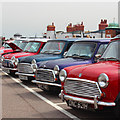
[95,54,101,59]
[95,54,101,62]
[63,51,67,57]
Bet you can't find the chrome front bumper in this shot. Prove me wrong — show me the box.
[2,66,17,71]
[60,91,116,109]
[16,72,35,77]
[32,80,61,87]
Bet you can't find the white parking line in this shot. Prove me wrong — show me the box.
[56,102,66,105]
[1,70,80,120]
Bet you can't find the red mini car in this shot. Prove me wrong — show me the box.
[0,42,13,55]
[2,38,48,74]
[0,40,17,56]
[60,38,120,118]
[0,39,29,57]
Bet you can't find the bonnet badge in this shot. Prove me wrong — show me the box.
[79,73,82,77]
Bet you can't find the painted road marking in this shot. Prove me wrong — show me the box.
[1,70,80,120]
[56,102,66,105]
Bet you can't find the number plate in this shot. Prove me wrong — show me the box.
[69,100,88,109]
[19,75,28,80]
[3,69,10,73]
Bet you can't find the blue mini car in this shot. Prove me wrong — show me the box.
[16,38,78,81]
[32,38,110,92]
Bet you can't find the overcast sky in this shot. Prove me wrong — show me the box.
[1,1,118,38]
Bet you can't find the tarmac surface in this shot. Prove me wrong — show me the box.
[1,69,117,120]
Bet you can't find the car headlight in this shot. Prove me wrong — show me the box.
[98,73,109,88]
[14,58,19,66]
[59,69,67,82]
[54,65,59,75]
[11,56,15,64]
[31,59,37,72]
[1,56,4,62]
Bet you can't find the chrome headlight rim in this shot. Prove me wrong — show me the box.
[59,69,67,82]
[31,59,37,72]
[11,56,15,64]
[54,65,60,75]
[98,73,109,88]
[31,59,36,65]
[1,56,4,62]
[14,58,19,66]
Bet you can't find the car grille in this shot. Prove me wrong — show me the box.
[36,69,55,82]
[64,78,102,98]
[18,63,33,73]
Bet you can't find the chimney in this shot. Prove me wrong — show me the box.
[66,23,73,32]
[47,22,55,31]
[99,19,108,30]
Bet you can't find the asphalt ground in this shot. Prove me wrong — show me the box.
[1,70,117,120]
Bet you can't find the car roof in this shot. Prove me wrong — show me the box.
[47,38,80,42]
[28,38,50,42]
[75,38,111,43]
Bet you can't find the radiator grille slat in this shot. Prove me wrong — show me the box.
[18,63,33,73]
[64,78,101,98]
[36,69,55,82]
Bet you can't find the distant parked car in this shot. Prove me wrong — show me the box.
[32,38,110,92]
[2,38,48,75]
[16,38,78,82]
[0,39,22,57]
[0,39,28,66]
[59,38,120,118]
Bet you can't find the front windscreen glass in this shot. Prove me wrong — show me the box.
[3,43,10,48]
[40,41,65,54]
[23,42,41,53]
[13,40,21,46]
[66,42,97,59]
[19,41,28,50]
[100,40,120,61]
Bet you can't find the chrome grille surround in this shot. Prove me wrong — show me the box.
[18,63,33,73]
[36,68,55,82]
[64,78,102,99]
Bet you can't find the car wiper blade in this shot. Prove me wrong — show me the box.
[41,51,52,54]
[65,56,73,58]
[79,55,90,59]
[106,57,120,61]
[66,54,90,59]
[71,54,81,58]
[52,50,61,54]
[99,57,120,61]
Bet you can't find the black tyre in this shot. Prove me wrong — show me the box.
[114,99,120,119]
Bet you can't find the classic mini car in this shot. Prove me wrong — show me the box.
[32,38,110,91]
[59,38,120,118]
[2,38,48,74]
[0,39,23,56]
[0,39,28,64]
[16,38,78,82]
[0,42,13,55]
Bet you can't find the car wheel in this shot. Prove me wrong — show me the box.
[114,99,120,118]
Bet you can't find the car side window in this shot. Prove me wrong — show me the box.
[97,44,108,55]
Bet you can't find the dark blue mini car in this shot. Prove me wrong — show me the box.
[16,38,78,81]
[32,38,110,92]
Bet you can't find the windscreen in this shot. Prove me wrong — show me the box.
[40,41,65,54]
[23,42,41,53]
[66,42,97,59]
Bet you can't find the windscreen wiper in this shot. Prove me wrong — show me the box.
[99,57,120,61]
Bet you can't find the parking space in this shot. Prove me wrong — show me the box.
[1,70,116,120]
